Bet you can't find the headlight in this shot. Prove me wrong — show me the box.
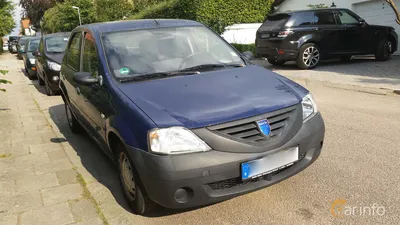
[302,93,318,122]
[149,127,211,155]
[29,58,36,64]
[47,61,61,71]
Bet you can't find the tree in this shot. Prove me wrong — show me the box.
[19,0,62,28]
[95,0,135,22]
[386,0,400,25]
[0,0,15,37]
[307,4,329,9]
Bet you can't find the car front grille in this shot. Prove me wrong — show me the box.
[207,151,307,191]
[208,105,298,143]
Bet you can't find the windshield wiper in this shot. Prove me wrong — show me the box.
[178,63,244,72]
[119,70,200,82]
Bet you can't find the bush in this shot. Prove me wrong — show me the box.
[0,38,3,54]
[131,0,274,34]
[231,43,256,56]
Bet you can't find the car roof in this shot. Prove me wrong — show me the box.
[77,19,202,34]
[273,8,348,15]
[42,32,71,38]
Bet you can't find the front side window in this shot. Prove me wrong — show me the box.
[45,36,69,53]
[338,10,359,25]
[102,26,244,79]
[66,33,82,71]
[82,33,99,77]
[28,39,40,52]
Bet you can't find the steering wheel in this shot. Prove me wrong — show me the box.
[179,52,204,69]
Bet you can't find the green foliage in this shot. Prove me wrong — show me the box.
[131,0,274,34]
[307,4,329,9]
[96,0,135,21]
[42,0,98,33]
[0,69,11,92]
[0,0,15,37]
[19,0,60,28]
[230,43,256,56]
[0,38,3,54]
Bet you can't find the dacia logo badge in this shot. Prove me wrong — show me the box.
[257,119,271,137]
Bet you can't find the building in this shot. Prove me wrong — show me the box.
[275,0,400,55]
[20,18,36,36]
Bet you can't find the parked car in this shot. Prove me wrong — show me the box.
[60,19,325,215]
[2,43,8,51]
[256,8,399,69]
[34,32,70,96]
[8,36,19,53]
[17,37,31,59]
[22,37,40,80]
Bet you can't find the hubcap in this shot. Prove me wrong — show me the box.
[303,46,320,67]
[119,152,136,201]
[66,104,73,127]
[384,41,392,57]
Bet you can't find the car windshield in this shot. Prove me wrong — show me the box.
[28,39,40,52]
[102,26,244,79]
[46,36,69,53]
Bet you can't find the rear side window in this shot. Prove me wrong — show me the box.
[66,32,82,71]
[262,14,291,28]
[286,11,336,27]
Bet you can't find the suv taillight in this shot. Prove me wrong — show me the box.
[278,31,293,38]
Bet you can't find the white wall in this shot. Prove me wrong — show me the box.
[221,23,262,44]
[277,0,372,12]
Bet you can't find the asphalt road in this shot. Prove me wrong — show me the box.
[24,57,400,224]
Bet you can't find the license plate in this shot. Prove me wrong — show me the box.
[261,33,270,39]
[241,147,299,180]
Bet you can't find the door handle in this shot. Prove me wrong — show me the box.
[76,87,80,95]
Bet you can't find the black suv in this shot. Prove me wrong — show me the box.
[256,8,398,69]
[34,32,70,95]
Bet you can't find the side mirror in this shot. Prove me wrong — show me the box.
[73,72,98,85]
[358,19,366,26]
[33,51,40,57]
[242,51,254,60]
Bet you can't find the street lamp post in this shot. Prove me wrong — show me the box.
[72,6,82,26]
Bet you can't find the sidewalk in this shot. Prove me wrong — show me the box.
[0,53,103,225]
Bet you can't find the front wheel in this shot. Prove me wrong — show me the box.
[267,58,286,66]
[44,76,54,96]
[375,38,392,61]
[117,144,156,215]
[296,43,321,69]
[65,102,81,133]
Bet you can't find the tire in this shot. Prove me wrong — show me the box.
[267,58,286,66]
[117,143,156,215]
[296,43,321,69]
[44,76,54,96]
[340,56,352,62]
[38,74,45,85]
[375,38,392,61]
[65,102,82,133]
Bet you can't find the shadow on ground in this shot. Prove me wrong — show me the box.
[47,103,201,217]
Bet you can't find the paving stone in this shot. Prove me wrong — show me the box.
[70,199,98,221]
[0,214,17,225]
[29,143,63,154]
[56,169,78,185]
[19,203,74,225]
[70,217,104,225]
[47,150,67,161]
[42,183,83,206]
[11,137,44,147]
[0,191,43,214]
[15,173,59,192]
[0,180,15,196]
[13,153,49,166]
[0,157,14,170]
[34,158,73,175]
[0,165,35,182]
[0,146,30,157]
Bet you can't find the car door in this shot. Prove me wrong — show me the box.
[77,31,112,141]
[312,10,343,56]
[335,9,370,54]
[60,32,83,117]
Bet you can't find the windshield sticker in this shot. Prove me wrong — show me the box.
[119,68,130,75]
[63,38,69,41]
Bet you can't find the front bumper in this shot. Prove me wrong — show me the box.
[127,113,325,209]
[43,69,61,92]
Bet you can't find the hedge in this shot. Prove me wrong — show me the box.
[131,0,274,34]
[231,43,256,56]
[0,38,3,54]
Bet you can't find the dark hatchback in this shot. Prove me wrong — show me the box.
[22,37,41,80]
[60,19,325,215]
[256,8,398,69]
[17,37,31,59]
[35,32,70,95]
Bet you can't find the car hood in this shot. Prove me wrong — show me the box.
[117,65,304,129]
[46,53,65,64]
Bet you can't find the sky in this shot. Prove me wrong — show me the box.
[10,0,22,36]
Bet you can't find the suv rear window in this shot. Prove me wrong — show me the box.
[262,14,291,28]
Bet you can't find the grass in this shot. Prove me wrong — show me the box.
[76,172,110,225]
[0,153,11,158]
